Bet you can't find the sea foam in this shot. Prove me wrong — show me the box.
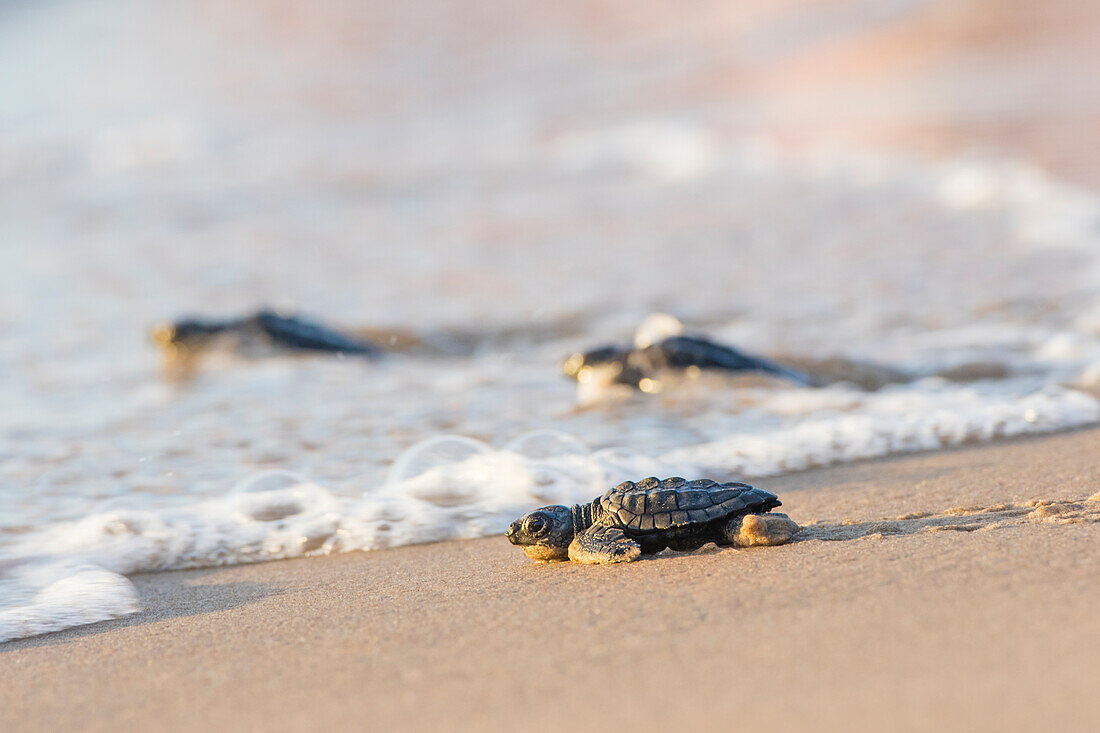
[4,380,1095,643]
[0,565,139,643]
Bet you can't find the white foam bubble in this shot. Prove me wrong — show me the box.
[0,564,139,643]
[633,313,686,349]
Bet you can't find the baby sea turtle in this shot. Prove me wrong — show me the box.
[506,477,800,564]
[151,308,378,376]
[562,314,811,393]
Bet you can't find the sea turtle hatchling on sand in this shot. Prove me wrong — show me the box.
[506,477,800,564]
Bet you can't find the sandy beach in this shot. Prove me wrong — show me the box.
[4,427,1097,732]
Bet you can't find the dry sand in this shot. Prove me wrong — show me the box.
[3,428,1098,733]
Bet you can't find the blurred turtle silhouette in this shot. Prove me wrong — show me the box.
[151,308,378,379]
[562,313,812,398]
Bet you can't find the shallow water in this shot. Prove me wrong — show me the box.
[4,0,1100,641]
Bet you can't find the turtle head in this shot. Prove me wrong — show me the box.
[506,505,574,560]
[150,322,180,351]
[149,322,195,375]
[561,346,630,381]
[150,319,226,355]
[150,318,230,380]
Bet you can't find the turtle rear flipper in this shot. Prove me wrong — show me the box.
[723,512,800,547]
[568,525,641,564]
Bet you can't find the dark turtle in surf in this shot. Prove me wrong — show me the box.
[506,477,800,564]
[562,314,811,393]
[151,308,378,376]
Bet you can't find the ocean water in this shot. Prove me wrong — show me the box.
[4,0,1100,642]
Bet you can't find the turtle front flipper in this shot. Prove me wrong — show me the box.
[568,525,641,564]
[723,512,800,547]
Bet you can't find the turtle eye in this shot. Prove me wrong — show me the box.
[525,515,546,534]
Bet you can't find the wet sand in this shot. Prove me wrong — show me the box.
[3,428,1098,732]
